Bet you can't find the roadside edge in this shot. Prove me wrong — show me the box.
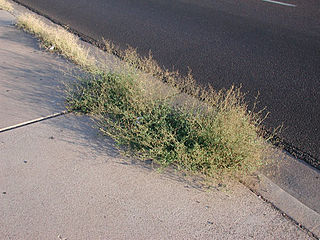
[2,1,320,238]
[246,174,320,239]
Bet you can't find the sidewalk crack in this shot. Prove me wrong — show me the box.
[0,110,71,133]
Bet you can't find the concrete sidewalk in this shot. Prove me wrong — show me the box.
[0,9,316,240]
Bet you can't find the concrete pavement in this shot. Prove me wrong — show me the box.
[0,9,318,240]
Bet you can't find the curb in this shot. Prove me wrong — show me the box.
[247,174,320,239]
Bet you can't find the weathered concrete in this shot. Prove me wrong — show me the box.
[0,10,73,129]
[0,114,312,239]
[253,174,320,237]
[262,149,320,214]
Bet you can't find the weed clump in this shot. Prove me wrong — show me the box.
[68,70,269,178]
[0,0,13,12]
[16,12,270,178]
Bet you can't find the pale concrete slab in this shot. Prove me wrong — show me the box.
[0,114,312,239]
[262,150,320,214]
[255,174,320,237]
[0,10,74,129]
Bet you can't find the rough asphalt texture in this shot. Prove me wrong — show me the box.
[12,0,320,166]
[0,10,314,240]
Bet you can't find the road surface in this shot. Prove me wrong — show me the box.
[13,0,320,167]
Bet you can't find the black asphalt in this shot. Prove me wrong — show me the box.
[14,0,320,165]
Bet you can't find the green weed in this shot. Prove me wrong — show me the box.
[68,70,269,178]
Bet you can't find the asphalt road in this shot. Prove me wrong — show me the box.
[14,0,320,165]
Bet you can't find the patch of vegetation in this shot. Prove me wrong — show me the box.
[0,0,13,12]
[68,70,269,178]
[16,12,272,178]
[17,13,96,71]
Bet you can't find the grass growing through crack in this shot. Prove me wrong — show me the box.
[0,0,13,12]
[17,13,272,178]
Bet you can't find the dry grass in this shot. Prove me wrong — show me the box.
[0,0,13,12]
[17,13,96,71]
[68,69,271,178]
[16,12,273,179]
[104,41,195,91]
